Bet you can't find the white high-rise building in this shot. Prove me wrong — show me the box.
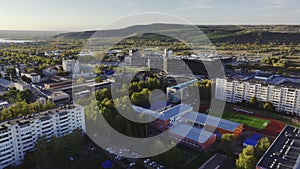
[215,78,300,116]
[62,59,80,74]
[0,104,85,168]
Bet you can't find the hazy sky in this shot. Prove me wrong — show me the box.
[0,0,299,31]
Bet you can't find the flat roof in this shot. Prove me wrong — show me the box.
[183,111,241,132]
[0,78,13,86]
[256,125,300,169]
[167,79,197,90]
[144,100,171,111]
[158,104,192,121]
[132,104,193,121]
[169,123,215,144]
[0,104,81,128]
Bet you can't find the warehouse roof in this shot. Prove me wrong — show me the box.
[183,111,241,132]
[158,104,193,121]
[256,125,300,169]
[169,123,215,144]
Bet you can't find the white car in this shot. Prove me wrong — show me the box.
[149,161,157,167]
[144,159,151,164]
[129,162,136,167]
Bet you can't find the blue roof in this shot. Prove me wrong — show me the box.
[158,104,192,121]
[251,134,262,141]
[102,160,113,168]
[183,111,241,132]
[244,138,258,147]
[169,124,215,143]
[168,79,197,90]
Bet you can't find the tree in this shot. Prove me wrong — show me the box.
[130,88,150,107]
[249,96,258,105]
[236,146,256,169]
[255,137,270,158]
[222,133,235,143]
[95,76,103,83]
[16,89,32,103]
[263,101,275,111]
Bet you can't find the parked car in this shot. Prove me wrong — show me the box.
[144,159,151,164]
[149,161,157,168]
[157,165,165,169]
[129,162,136,168]
[115,155,123,160]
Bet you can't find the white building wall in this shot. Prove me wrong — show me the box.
[0,105,85,169]
[215,78,300,116]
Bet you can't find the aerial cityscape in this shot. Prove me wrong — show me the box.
[0,0,300,169]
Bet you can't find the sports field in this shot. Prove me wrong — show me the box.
[222,111,270,130]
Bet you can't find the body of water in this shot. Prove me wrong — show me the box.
[0,38,34,43]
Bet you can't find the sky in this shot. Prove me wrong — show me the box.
[0,0,299,31]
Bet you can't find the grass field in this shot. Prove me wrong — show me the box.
[222,111,270,130]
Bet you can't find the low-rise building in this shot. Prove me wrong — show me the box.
[169,124,216,150]
[21,73,41,83]
[41,90,70,104]
[256,125,300,169]
[182,111,243,138]
[0,78,14,88]
[14,81,30,91]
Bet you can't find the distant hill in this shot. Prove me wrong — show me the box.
[54,24,300,44]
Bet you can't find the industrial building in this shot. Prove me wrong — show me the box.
[0,104,85,168]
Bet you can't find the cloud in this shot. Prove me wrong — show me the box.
[177,0,213,11]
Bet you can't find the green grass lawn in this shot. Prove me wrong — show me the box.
[222,111,270,130]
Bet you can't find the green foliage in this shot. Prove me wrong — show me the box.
[0,100,55,121]
[95,76,103,83]
[130,88,151,108]
[194,79,212,106]
[236,146,256,169]
[22,129,84,169]
[16,89,32,103]
[0,88,32,103]
[260,56,286,67]
[221,133,235,143]
[255,137,271,158]
[262,101,275,111]
[249,96,258,105]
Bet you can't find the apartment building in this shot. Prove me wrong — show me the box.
[215,78,300,116]
[0,104,85,168]
[62,59,80,74]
